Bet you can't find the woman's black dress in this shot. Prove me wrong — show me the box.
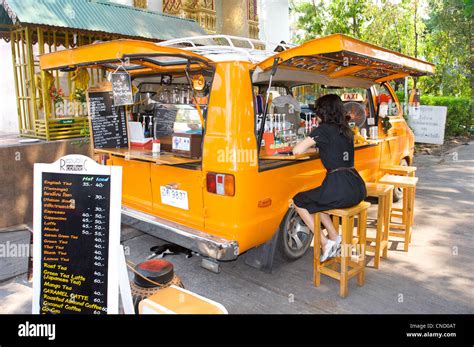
[293,123,366,214]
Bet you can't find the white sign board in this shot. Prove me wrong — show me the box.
[408,105,447,145]
[32,155,123,314]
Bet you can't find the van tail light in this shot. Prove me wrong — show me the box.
[206,172,235,196]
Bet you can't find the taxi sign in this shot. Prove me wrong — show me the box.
[341,93,364,102]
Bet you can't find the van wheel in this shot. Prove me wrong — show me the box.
[279,207,313,260]
[393,158,408,202]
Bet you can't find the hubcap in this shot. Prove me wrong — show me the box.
[285,209,311,251]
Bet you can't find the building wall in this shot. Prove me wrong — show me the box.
[147,0,163,12]
[109,0,134,6]
[0,40,19,133]
[109,0,162,11]
[221,0,249,38]
[258,0,290,45]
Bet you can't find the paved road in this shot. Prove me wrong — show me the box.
[1,142,473,314]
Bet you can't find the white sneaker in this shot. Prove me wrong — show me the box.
[320,239,336,262]
[330,235,342,257]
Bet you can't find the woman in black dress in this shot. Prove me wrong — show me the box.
[292,94,366,262]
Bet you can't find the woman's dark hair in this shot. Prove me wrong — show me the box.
[315,94,353,141]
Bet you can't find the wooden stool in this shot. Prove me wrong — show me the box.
[379,174,418,252]
[313,201,371,298]
[365,182,394,269]
[380,165,417,177]
[380,165,416,222]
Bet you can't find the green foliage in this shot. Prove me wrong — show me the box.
[418,0,472,97]
[419,96,473,136]
[394,92,472,136]
[290,0,472,98]
[381,116,393,134]
[395,90,405,103]
[292,0,370,41]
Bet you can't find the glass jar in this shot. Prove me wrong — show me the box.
[173,86,180,104]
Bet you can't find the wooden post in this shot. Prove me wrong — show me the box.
[37,27,50,140]
[383,190,393,258]
[374,195,384,269]
[357,209,367,287]
[340,215,349,298]
[10,30,23,133]
[313,212,321,287]
[25,26,39,133]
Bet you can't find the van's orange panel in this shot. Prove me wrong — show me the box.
[110,157,153,213]
[202,61,260,242]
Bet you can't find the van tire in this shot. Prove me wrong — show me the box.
[393,158,408,202]
[279,206,313,260]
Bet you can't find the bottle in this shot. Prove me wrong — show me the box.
[152,139,161,155]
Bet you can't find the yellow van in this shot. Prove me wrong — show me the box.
[39,34,434,267]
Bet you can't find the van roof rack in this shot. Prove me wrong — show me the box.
[159,34,295,63]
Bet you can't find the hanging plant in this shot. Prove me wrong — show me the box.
[381,116,392,134]
[74,88,87,104]
[49,86,64,106]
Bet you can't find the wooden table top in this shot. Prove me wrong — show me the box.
[381,165,417,174]
[365,182,395,196]
[260,148,318,161]
[94,147,201,165]
[379,174,419,188]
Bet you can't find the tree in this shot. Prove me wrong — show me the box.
[291,0,370,41]
[419,0,472,97]
[290,0,472,97]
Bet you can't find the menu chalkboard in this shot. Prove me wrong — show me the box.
[33,155,122,314]
[153,106,178,137]
[111,72,133,106]
[89,91,128,149]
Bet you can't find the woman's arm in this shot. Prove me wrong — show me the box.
[292,137,316,155]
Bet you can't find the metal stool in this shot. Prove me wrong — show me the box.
[313,201,370,298]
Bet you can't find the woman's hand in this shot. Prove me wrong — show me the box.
[292,136,316,155]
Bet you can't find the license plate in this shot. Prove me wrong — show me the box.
[160,186,189,210]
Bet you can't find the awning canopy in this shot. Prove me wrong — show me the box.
[253,34,435,88]
[39,39,212,75]
[0,0,206,41]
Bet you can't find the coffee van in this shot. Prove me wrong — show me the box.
[39,34,434,264]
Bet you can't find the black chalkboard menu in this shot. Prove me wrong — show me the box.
[33,155,122,314]
[89,91,128,149]
[153,106,178,137]
[111,72,133,106]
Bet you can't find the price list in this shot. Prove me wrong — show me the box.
[89,91,128,149]
[39,172,111,314]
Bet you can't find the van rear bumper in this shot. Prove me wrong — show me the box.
[121,206,239,261]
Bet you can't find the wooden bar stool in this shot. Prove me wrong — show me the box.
[380,165,417,223]
[380,165,417,177]
[365,182,394,269]
[379,174,418,252]
[313,201,370,298]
